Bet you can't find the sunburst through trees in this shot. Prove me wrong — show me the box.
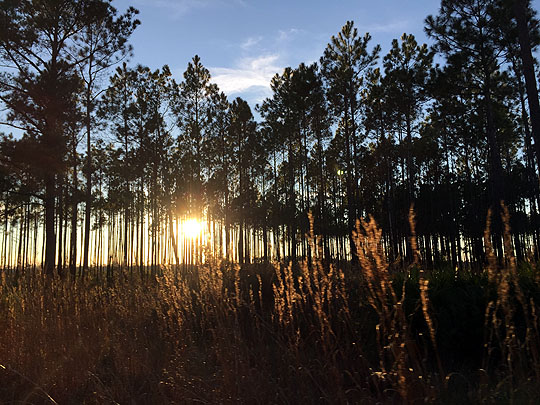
[1,4,540,269]
[1,1,540,401]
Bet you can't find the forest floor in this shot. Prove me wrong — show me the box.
[0,253,539,403]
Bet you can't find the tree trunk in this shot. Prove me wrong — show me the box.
[344,112,358,265]
[484,72,505,206]
[83,97,92,273]
[513,0,540,168]
[70,140,78,276]
[44,174,56,275]
[57,179,64,276]
[288,139,297,263]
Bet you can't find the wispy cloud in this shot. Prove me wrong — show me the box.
[210,54,283,98]
[208,27,322,103]
[277,28,303,41]
[362,20,410,34]
[240,36,263,50]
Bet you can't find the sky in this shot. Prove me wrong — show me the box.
[113,0,447,109]
[2,0,540,134]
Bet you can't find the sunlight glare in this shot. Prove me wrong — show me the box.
[182,218,203,239]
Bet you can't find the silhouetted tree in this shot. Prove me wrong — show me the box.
[426,0,507,210]
[320,21,380,263]
[0,0,89,274]
[77,0,139,273]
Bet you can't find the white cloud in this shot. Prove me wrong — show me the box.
[210,54,283,96]
[207,27,320,104]
[241,36,263,50]
[363,20,410,34]
[278,28,302,41]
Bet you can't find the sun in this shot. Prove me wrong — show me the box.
[182,218,203,239]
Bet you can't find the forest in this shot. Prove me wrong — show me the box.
[1,0,540,403]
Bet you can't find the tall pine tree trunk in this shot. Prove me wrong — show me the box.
[344,113,357,265]
[44,174,56,275]
[57,179,64,276]
[83,92,92,273]
[513,0,540,168]
[70,138,78,276]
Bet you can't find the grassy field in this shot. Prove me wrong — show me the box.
[1,218,539,403]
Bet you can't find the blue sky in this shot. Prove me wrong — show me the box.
[114,0,449,108]
[2,0,540,136]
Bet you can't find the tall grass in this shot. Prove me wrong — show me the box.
[482,204,540,395]
[1,209,539,403]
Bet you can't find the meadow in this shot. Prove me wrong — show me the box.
[1,213,539,404]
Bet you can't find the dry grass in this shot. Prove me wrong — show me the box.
[0,209,539,403]
[483,204,540,390]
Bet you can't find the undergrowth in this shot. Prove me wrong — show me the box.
[0,208,539,403]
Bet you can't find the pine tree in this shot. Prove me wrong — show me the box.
[382,33,433,202]
[174,55,218,219]
[320,21,380,263]
[77,0,139,273]
[0,0,138,275]
[426,0,507,209]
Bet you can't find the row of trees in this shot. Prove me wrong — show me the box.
[0,0,139,274]
[1,0,540,274]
